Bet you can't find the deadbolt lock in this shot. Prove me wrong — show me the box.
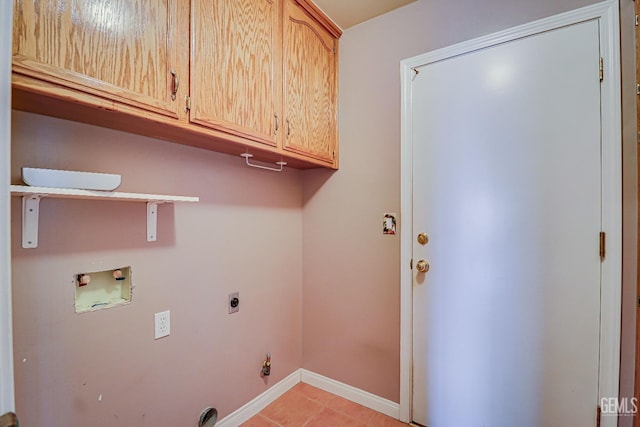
[416,259,430,273]
[417,233,429,245]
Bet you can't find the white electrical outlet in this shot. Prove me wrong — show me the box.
[154,310,170,339]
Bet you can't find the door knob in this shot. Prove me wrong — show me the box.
[416,259,430,273]
[0,412,18,427]
[417,232,429,245]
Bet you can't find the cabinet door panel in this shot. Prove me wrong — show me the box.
[191,0,280,146]
[283,0,337,164]
[12,0,183,118]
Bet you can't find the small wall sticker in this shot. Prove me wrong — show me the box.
[383,213,397,235]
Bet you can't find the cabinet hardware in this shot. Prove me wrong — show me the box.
[274,114,279,135]
[170,70,179,101]
[286,118,291,138]
[185,95,191,112]
[599,231,606,261]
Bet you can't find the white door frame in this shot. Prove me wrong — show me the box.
[0,0,15,415]
[399,1,622,424]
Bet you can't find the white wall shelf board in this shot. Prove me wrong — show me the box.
[10,185,199,248]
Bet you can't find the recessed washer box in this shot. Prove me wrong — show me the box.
[75,266,132,313]
[22,167,121,191]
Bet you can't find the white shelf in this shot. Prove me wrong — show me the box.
[10,185,199,248]
[10,185,199,203]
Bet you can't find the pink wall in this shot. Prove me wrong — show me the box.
[301,0,637,413]
[10,111,303,426]
[619,2,638,426]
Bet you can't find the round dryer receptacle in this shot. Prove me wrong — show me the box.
[199,407,218,427]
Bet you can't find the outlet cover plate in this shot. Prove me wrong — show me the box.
[154,310,170,339]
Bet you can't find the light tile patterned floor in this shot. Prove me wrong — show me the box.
[241,383,409,427]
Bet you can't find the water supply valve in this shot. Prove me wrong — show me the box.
[261,353,271,377]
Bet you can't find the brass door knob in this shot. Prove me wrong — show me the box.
[417,233,429,245]
[416,259,430,273]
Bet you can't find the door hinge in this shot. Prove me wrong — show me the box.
[599,231,606,261]
[596,405,601,427]
[636,14,639,26]
[599,57,604,82]
[636,83,640,95]
[184,95,191,112]
[410,258,413,270]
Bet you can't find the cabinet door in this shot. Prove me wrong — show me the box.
[283,0,337,164]
[12,0,185,119]
[191,0,281,147]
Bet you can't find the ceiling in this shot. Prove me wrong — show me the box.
[312,0,417,30]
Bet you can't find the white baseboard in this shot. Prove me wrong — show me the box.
[300,369,400,419]
[215,370,301,427]
[215,369,400,426]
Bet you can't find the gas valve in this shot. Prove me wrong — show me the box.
[261,353,271,377]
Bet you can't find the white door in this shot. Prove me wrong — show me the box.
[411,20,604,427]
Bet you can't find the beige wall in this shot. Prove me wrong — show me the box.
[10,111,303,426]
[301,0,637,413]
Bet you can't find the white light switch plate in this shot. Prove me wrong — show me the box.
[154,310,170,339]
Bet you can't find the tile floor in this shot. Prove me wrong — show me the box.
[241,383,409,427]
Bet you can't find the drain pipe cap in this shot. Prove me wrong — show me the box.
[198,407,218,427]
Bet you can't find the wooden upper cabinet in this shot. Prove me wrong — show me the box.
[12,0,186,119]
[283,0,339,165]
[11,0,340,168]
[191,0,281,147]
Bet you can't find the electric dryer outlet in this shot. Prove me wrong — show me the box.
[229,292,239,314]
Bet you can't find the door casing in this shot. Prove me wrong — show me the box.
[399,1,622,424]
[0,0,15,415]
